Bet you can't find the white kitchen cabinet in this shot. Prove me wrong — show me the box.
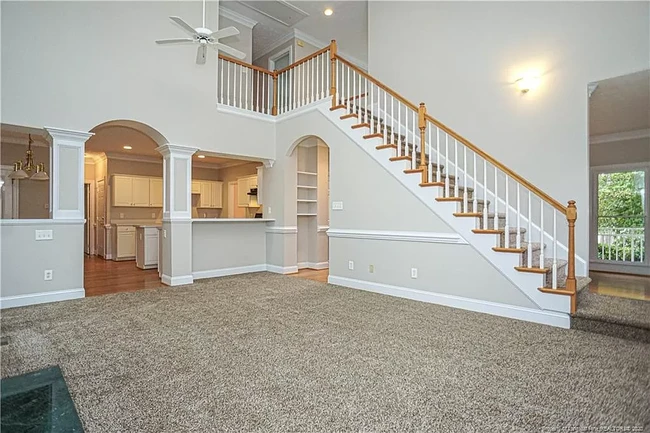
[195,180,223,208]
[113,176,133,207]
[112,175,163,208]
[237,176,259,208]
[115,225,136,260]
[149,178,163,207]
[136,226,159,269]
[191,181,201,194]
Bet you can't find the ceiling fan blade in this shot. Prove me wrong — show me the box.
[169,16,198,37]
[213,42,246,60]
[196,44,207,65]
[209,26,240,41]
[155,38,195,45]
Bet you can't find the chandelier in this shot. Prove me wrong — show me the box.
[8,134,49,181]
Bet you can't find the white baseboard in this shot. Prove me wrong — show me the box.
[161,274,194,286]
[266,264,299,274]
[193,264,267,280]
[328,276,570,329]
[0,288,85,309]
[298,261,329,270]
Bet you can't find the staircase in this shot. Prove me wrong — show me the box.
[217,40,588,319]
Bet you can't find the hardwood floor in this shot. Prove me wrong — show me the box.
[84,255,162,297]
[289,268,329,283]
[589,271,650,301]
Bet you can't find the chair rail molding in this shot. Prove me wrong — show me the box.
[327,229,468,245]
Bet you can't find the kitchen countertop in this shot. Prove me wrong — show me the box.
[192,218,275,223]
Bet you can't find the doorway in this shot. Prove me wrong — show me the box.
[0,165,19,219]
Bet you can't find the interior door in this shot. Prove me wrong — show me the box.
[591,165,649,274]
[96,179,106,257]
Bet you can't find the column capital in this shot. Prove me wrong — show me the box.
[155,144,198,158]
[45,127,94,143]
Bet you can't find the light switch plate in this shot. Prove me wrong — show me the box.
[348,260,354,270]
[332,201,343,210]
[411,268,418,279]
[35,229,53,240]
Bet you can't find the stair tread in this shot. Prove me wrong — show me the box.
[515,258,568,273]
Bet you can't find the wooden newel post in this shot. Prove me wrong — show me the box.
[566,200,577,314]
[272,72,278,116]
[418,102,428,183]
[330,40,337,108]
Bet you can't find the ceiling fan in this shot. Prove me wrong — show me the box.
[155,0,246,64]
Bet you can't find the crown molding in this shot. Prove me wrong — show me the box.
[219,5,258,29]
[590,128,650,145]
[587,82,598,98]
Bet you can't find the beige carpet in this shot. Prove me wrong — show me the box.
[2,272,649,432]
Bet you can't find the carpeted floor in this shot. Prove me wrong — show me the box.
[1,272,649,432]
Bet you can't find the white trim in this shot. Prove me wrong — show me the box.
[269,45,293,71]
[0,288,85,309]
[589,128,650,145]
[193,264,267,280]
[219,6,258,29]
[266,264,299,274]
[192,218,275,223]
[298,261,329,270]
[0,218,85,226]
[216,103,276,123]
[327,229,468,245]
[328,276,570,329]
[161,274,194,286]
[266,226,298,234]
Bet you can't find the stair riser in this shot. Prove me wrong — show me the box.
[544,263,567,288]
[461,201,488,214]
[479,217,507,230]
[499,231,526,247]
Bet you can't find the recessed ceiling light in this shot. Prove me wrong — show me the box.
[197,155,206,159]
[324,8,333,16]
[123,145,132,150]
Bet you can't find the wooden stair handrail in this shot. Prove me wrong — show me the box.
[218,54,274,75]
[276,45,331,75]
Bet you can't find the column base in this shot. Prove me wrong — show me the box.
[161,274,194,286]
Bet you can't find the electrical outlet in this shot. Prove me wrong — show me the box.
[35,230,53,240]
[268,206,272,214]
[332,201,343,210]
[369,264,374,273]
[44,270,53,281]
[348,260,354,270]
[151,213,155,218]
[163,229,167,238]
[411,268,418,279]
[120,213,125,219]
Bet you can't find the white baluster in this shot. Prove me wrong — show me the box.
[290,69,294,111]
[516,185,521,249]
[473,152,477,213]
[504,175,510,248]
[526,190,533,268]
[245,67,249,110]
[552,212,557,288]
[454,139,459,198]
[445,134,450,198]
[436,128,441,183]
[227,62,231,106]
[327,55,331,102]
[364,77,368,125]
[397,102,401,157]
[463,145,467,212]
[219,59,224,104]
[358,73,362,120]
[494,166,498,231]
[383,90,387,143]
[370,83,374,134]
[528,199,540,269]
[346,65,350,113]
[483,160,487,227]
[233,64,238,107]
[411,111,416,168]
[390,96,394,146]
[352,70,356,114]
[429,127,433,183]
[256,71,260,112]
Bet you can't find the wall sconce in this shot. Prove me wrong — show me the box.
[516,74,540,93]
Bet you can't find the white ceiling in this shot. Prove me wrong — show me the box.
[222,0,368,64]
[589,69,650,137]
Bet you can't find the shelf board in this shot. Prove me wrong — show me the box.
[297,199,318,203]
[297,171,317,176]
[297,213,317,216]
[297,185,317,189]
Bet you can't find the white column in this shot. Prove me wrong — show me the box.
[156,144,198,286]
[45,127,93,220]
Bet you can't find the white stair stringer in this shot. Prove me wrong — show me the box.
[319,103,571,315]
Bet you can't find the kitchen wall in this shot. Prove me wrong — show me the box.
[0,141,50,219]
[367,1,650,263]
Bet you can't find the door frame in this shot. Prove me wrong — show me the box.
[268,45,293,71]
[0,165,20,219]
[84,180,96,255]
[590,161,650,275]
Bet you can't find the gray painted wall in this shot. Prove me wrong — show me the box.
[192,222,267,272]
[590,137,650,167]
[0,221,84,297]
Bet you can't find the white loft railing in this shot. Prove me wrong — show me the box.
[218,55,274,115]
[597,224,646,263]
[216,40,580,310]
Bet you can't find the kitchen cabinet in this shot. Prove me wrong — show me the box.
[191,181,201,194]
[195,180,223,208]
[112,175,163,208]
[115,225,136,260]
[237,175,259,208]
[149,178,163,207]
[136,226,159,270]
